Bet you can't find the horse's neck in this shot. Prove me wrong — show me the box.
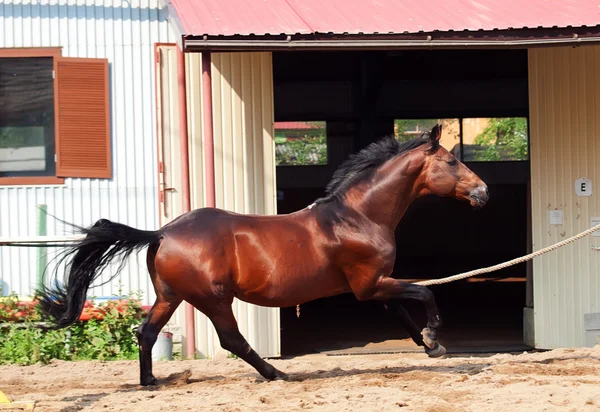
[345,153,423,229]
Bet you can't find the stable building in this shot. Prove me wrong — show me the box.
[1,0,599,360]
[159,0,600,357]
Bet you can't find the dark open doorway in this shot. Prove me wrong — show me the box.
[273,49,531,356]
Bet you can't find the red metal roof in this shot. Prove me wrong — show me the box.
[167,0,600,37]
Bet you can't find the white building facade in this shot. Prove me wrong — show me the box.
[0,0,176,304]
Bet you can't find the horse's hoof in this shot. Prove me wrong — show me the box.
[421,328,437,349]
[425,343,447,358]
[140,376,158,386]
[270,370,289,381]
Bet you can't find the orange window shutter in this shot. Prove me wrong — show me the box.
[56,57,112,179]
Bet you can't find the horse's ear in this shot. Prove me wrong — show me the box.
[430,123,442,142]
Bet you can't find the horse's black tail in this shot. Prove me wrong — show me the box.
[36,218,160,330]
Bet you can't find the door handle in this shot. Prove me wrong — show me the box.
[160,182,176,192]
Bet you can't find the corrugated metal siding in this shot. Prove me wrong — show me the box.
[181,51,280,358]
[0,0,176,304]
[529,45,600,348]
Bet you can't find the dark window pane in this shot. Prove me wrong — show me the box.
[0,57,55,177]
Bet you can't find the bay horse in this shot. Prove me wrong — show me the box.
[37,123,488,385]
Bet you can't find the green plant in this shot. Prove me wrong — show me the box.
[0,291,40,322]
[0,291,146,365]
[0,324,68,364]
[472,117,528,161]
[67,296,143,361]
[275,134,327,165]
[394,119,439,142]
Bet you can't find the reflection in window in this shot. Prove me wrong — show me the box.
[462,117,528,162]
[0,127,46,172]
[394,119,439,141]
[393,117,529,162]
[0,57,55,177]
[274,121,327,166]
[394,118,460,154]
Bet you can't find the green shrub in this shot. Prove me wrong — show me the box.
[275,134,327,165]
[472,117,528,161]
[0,292,146,365]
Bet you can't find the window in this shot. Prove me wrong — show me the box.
[462,117,528,162]
[394,118,461,155]
[0,58,56,178]
[274,121,327,166]
[0,48,111,185]
[395,118,438,141]
[394,117,529,162]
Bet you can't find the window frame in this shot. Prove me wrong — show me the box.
[0,47,64,186]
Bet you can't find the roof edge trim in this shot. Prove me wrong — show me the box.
[184,35,600,52]
[162,0,186,49]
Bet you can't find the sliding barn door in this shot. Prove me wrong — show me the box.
[156,48,279,359]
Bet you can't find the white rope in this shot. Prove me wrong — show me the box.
[0,235,84,246]
[415,224,600,287]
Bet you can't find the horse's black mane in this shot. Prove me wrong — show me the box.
[313,131,439,205]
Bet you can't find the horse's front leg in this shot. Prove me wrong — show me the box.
[383,300,445,358]
[370,277,446,357]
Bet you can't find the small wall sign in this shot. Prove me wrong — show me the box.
[576,178,592,197]
[549,210,564,225]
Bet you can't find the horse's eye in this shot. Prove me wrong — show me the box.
[448,159,458,167]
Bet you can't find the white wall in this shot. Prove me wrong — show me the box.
[0,0,176,304]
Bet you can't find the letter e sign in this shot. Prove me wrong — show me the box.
[575,178,592,197]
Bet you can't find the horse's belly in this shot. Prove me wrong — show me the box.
[235,267,350,307]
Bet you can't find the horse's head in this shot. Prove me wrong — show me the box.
[418,124,489,208]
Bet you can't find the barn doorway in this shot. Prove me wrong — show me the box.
[274,49,531,356]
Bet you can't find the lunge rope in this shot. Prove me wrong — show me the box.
[414,224,600,286]
[295,224,600,317]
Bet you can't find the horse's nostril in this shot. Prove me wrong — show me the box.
[470,185,489,205]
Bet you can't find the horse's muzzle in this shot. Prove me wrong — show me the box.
[469,185,489,208]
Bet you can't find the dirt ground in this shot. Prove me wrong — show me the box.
[1,346,599,412]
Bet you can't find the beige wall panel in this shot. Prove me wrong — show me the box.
[155,46,214,359]
[528,46,600,348]
[182,52,279,358]
[182,52,216,359]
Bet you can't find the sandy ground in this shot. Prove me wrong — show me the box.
[1,346,599,412]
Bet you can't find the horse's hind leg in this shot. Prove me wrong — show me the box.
[137,293,181,385]
[203,299,288,381]
[137,246,182,386]
[384,301,426,347]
